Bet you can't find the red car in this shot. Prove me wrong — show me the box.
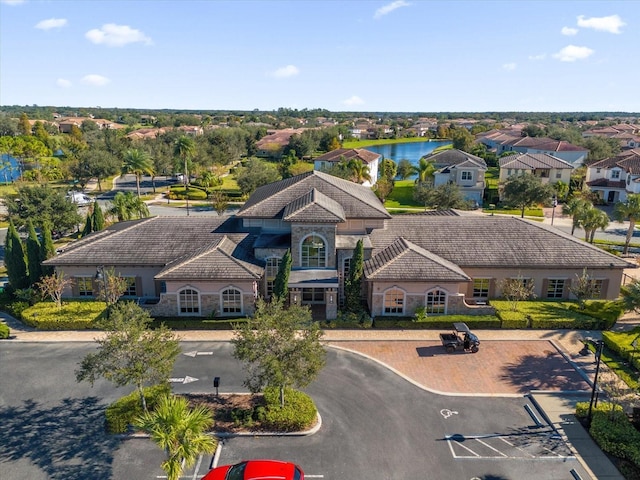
[202,460,304,480]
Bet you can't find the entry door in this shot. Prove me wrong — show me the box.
[302,288,324,304]
[607,191,616,203]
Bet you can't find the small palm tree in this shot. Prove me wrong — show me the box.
[580,207,609,243]
[614,194,640,255]
[347,159,372,184]
[173,136,195,188]
[413,158,436,185]
[135,394,216,480]
[122,149,154,197]
[108,191,150,222]
[563,197,593,236]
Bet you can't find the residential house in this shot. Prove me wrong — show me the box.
[498,153,574,193]
[44,170,631,320]
[421,149,487,205]
[256,128,305,158]
[478,131,588,165]
[313,148,380,186]
[586,148,640,203]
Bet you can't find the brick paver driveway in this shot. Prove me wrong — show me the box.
[330,340,591,395]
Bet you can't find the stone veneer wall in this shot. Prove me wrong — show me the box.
[290,224,337,268]
[151,292,256,317]
[369,292,495,317]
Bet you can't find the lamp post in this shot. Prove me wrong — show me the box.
[587,340,605,428]
[551,196,558,226]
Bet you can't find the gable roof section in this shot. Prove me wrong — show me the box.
[589,149,640,174]
[365,237,470,281]
[499,153,574,170]
[156,236,263,280]
[423,148,487,169]
[43,216,253,267]
[503,136,588,152]
[369,215,631,269]
[237,170,390,220]
[283,188,346,223]
[313,148,381,165]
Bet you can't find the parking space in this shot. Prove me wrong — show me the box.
[446,430,573,459]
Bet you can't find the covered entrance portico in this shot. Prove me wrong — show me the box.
[288,269,338,320]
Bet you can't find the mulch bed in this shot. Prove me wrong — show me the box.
[182,393,266,433]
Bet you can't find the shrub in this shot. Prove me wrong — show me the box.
[323,311,372,329]
[22,301,105,330]
[0,323,9,339]
[105,383,171,434]
[260,386,317,432]
[491,300,612,329]
[373,315,500,329]
[150,317,248,330]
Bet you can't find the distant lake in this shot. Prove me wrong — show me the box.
[366,140,452,167]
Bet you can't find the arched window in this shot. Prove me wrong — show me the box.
[426,289,447,314]
[179,288,200,315]
[384,288,405,315]
[222,288,242,314]
[265,257,282,298]
[301,235,326,267]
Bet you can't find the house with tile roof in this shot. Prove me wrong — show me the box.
[313,148,381,186]
[421,149,487,205]
[586,148,640,203]
[498,153,574,197]
[478,131,588,165]
[44,170,632,320]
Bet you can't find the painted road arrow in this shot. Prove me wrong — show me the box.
[183,351,214,357]
[169,376,199,384]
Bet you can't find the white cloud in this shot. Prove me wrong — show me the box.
[56,78,72,88]
[374,0,411,19]
[577,14,625,34]
[85,23,153,47]
[35,18,67,30]
[502,63,517,71]
[81,74,110,86]
[561,26,578,36]
[270,65,300,78]
[528,53,546,61]
[552,45,594,62]
[343,95,365,106]
[0,0,26,5]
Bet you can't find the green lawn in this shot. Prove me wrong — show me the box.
[385,179,423,209]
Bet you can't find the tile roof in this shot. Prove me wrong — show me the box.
[422,148,487,169]
[43,216,254,267]
[499,153,574,170]
[236,170,390,220]
[369,215,631,269]
[365,237,470,281]
[586,178,626,189]
[589,149,640,174]
[313,148,381,165]
[283,188,346,223]
[503,137,588,152]
[155,236,263,280]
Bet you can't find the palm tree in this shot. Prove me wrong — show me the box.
[413,158,437,185]
[108,191,150,222]
[122,149,154,197]
[580,207,610,243]
[134,395,216,480]
[347,159,372,184]
[613,194,640,254]
[173,136,195,188]
[562,197,593,236]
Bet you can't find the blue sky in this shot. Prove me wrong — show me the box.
[1,0,638,112]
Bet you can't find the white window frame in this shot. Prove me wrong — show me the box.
[546,279,565,299]
[426,288,447,314]
[611,169,621,180]
[221,287,243,315]
[472,278,490,298]
[461,171,473,181]
[77,276,93,296]
[301,234,327,268]
[383,288,405,315]
[179,288,201,315]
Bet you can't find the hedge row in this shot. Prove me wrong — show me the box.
[150,317,248,330]
[373,315,500,330]
[576,401,640,469]
[0,323,10,339]
[105,383,171,434]
[602,327,640,371]
[21,301,105,330]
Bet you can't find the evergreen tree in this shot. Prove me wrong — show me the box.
[26,219,42,284]
[5,221,28,290]
[82,213,93,237]
[18,113,31,136]
[344,240,364,312]
[91,200,105,231]
[272,250,292,302]
[40,223,56,276]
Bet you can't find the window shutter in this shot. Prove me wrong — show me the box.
[541,279,549,298]
[71,278,80,297]
[135,276,143,297]
[563,279,571,299]
[489,278,496,298]
[466,281,474,297]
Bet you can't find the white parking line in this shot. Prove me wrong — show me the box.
[475,438,508,457]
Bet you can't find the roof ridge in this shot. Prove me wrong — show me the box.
[366,237,410,277]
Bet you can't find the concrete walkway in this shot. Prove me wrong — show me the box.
[0,312,629,479]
